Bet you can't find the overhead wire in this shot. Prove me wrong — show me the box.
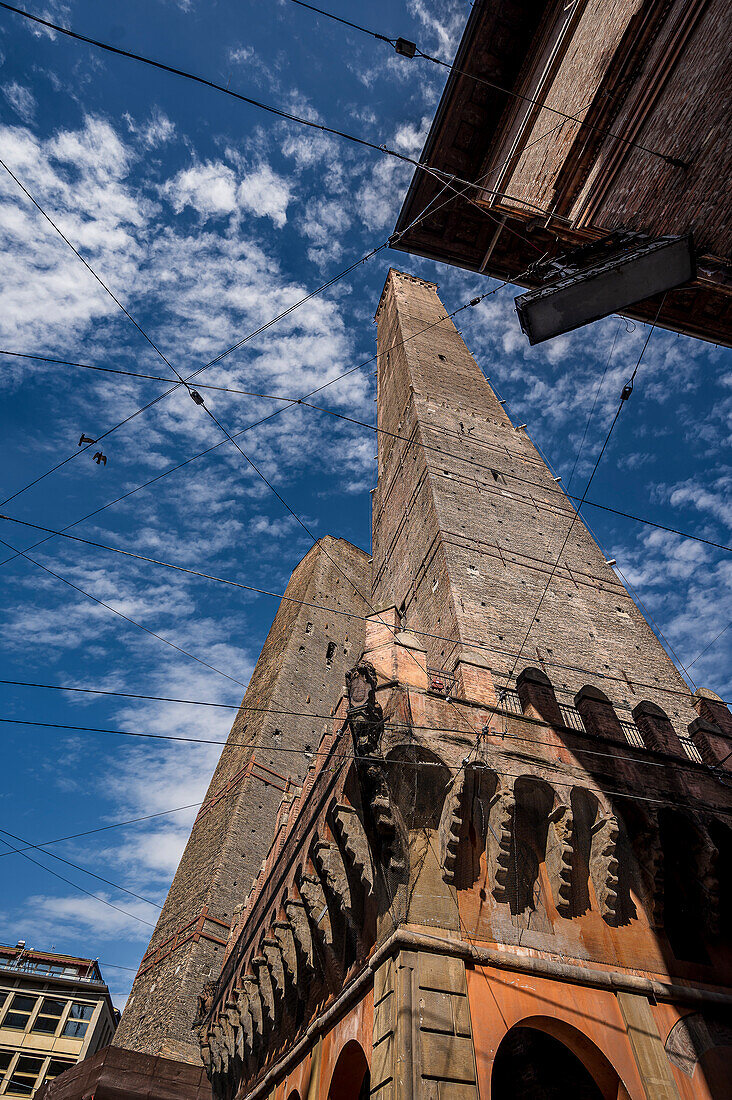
[0,798,206,859]
[1,514,724,708]
[0,826,163,909]
[0,534,249,690]
[496,296,670,702]
[0,2,553,217]
[1,716,729,816]
[0,835,156,928]
[5,349,729,560]
[285,0,687,170]
[683,622,731,675]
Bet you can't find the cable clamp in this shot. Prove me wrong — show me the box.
[189,389,205,406]
[620,381,633,402]
[394,37,416,58]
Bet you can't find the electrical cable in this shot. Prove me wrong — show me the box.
[0,676,725,755]
[1,516,723,708]
[0,534,249,689]
[0,835,156,928]
[285,0,687,170]
[0,799,206,859]
[1,716,729,816]
[498,297,668,699]
[0,3,552,216]
[0,150,391,508]
[0,827,163,909]
[683,622,731,675]
[7,349,728,559]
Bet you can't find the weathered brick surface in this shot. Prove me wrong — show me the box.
[113,536,369,1063]
[372,270,698,734]
[483,0,730,256]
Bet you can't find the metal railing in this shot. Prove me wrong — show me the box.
[473,682,707,767]
[679,737,704,764]
[0,959,102,984]
[559,703,586,733]
[619,720,645,749]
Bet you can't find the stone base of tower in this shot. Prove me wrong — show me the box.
[36,1046,213,1100]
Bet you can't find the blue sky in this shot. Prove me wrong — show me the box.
[0,0,730,1009]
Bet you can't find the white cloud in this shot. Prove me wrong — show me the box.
[162,161,238,219]
[228,45,254,65]
[3,81,36,123]
[667,476,732,530]
[124,108,176,149]
[236,163,291,228]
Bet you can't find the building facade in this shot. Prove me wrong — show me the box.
[0,943,117,1097]
[192,272,731,1100]
[394,0,732,346]
[111,538,370,1064]
[42,273,732,1100]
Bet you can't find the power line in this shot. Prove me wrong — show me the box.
[683,622,731,675]
[285,0,686,170]
[9,348,730,559]
[0,533,249,689]
[0,150,391,508]
[0,2,550,216]
[1,516,722,707]
[2,716,729,816]
[0,835,156,928]
[500,298,668,697]
[0,799,205,859]
[0,827,163,909]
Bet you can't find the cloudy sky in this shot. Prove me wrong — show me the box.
[0,0,730,1008]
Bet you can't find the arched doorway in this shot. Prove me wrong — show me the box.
[327,1039,370,1100]
[492,1026,609,1100]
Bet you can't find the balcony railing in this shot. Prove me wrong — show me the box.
[491,690,703,761]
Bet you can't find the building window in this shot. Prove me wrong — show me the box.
[0,1051,13,1082]
[6,1054,44,1096]
[42,1058,75,1088]
[325,642,336,663]
[62,1002,94,1038]
[2,994,36,1030]
[31,997,66,1035]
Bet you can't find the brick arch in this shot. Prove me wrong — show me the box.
[326,1038,370,1100]
[492,1017,628,1100]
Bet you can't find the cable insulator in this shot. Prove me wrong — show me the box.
[620,382,633,402]
[189,389,205,405]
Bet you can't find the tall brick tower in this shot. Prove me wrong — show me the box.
[191,271,731,1100]
[111,536,370,1067]
[372,270,699,732]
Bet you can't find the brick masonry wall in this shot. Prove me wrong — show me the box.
[483,0,730,255]
[113,536,370,1063]
[372,270,698,733]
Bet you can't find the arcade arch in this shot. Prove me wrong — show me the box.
[327,1039,370,1100]
[491,1020,624,1100]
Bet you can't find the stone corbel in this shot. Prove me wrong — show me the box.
[273,919,299,987]
[546,799,575,917]
[487,780,516,904]
[262,935,288,1003]
[331,803,375,896]
[252,954,277,1029]
[697,825,720,936]
[590,813,621,924]
[284,895,317,976]
[312,837,353,916]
